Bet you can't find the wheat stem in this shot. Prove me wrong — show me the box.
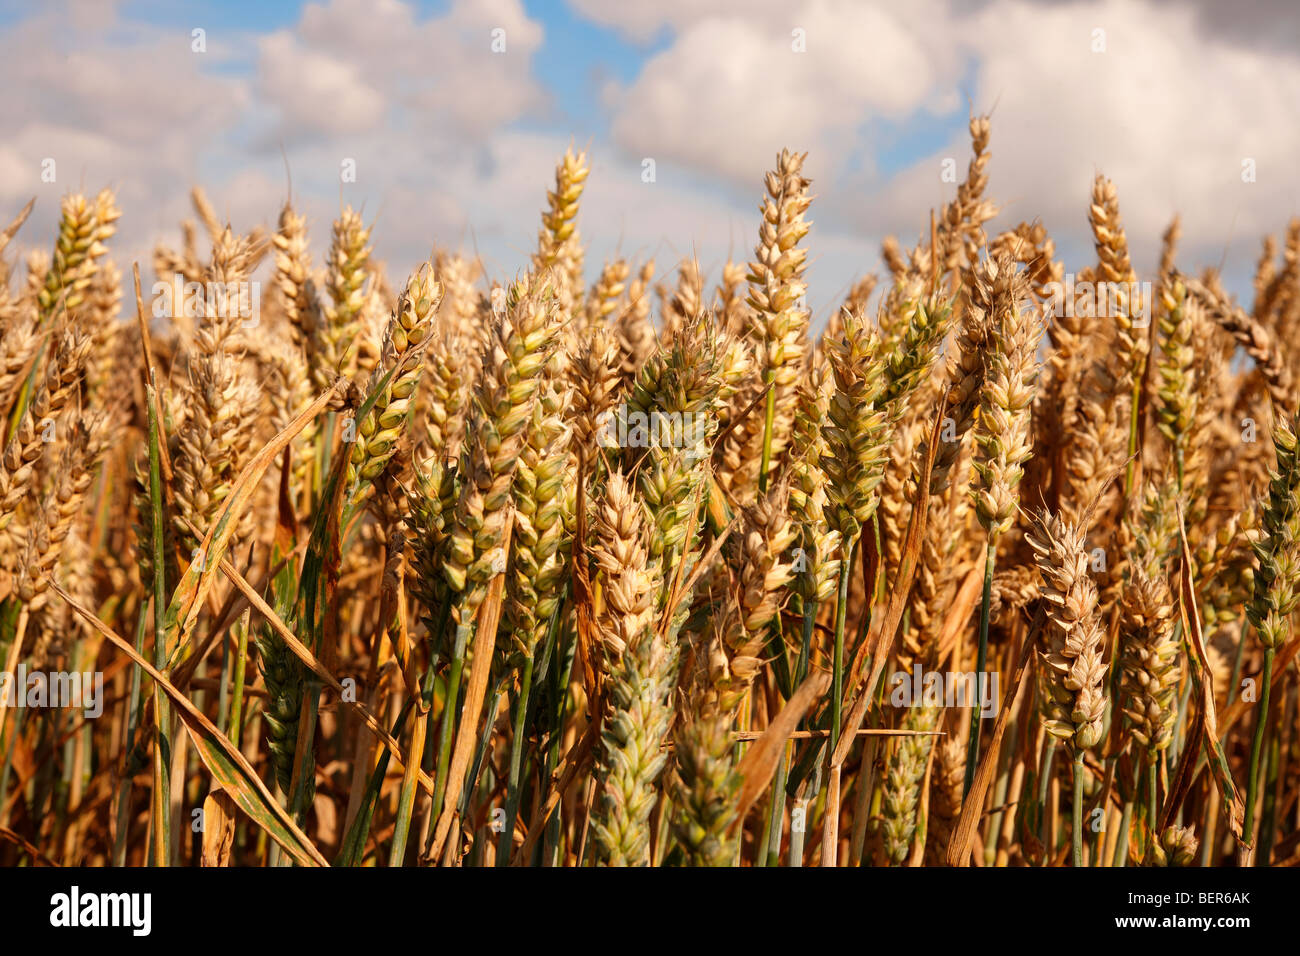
[1243,647,1274,856]
[112,604,151,866]
[146,384,171,868]
[497,649,536,866]
[1036,734,1056,852]
[758,370,776,495]
[1113,798,1133,867]
[965,536,996,795]
[431,620,472,827]
[389,684,431,866]
[830,537,857,752]
[762,748,790,867]
[1072,749,1085,867]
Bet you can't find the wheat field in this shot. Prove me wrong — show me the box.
[0,118,1296,868]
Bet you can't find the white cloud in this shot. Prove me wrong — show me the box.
[599,0,1300,292]
[0,0,550,295]
[258,32,384,137]
[256,0,546,143]
[606,1,960,185]
[564,0,752,43]
[1,0,1296,326]
[872,0,1300,277]
[0,4,252,269]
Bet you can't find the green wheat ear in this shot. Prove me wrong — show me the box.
[255,620,311,802]
[671,698,741,867]
[1248,407,1300,651]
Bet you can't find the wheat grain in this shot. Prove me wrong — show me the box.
[1029,509,1108,750]
[347,264,442,492]
[746,149,812,488]
[822,308,890,544]
[443,275,561,612]
[309,207,372,390]
[0,326,93,531]
[970,255,1040,537]
[1119,565,1180,754]
[533,148,589,314]
[1247,408,1300,651]
[671,676,741,867]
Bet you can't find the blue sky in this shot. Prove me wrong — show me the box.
[1,0,1297,321]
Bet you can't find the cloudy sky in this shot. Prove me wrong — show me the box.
[1,0,1297,321]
